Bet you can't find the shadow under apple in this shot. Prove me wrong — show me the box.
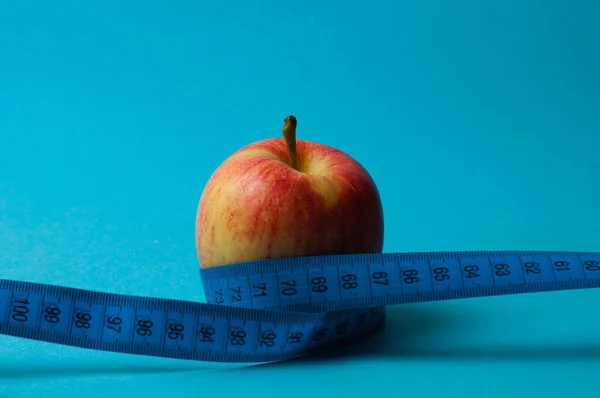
[235,304,600,371]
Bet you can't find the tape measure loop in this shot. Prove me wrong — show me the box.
[2,250,600,362]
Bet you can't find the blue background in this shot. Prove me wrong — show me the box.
[1,1,599,397]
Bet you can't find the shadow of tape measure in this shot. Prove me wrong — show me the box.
[1,250,599,363]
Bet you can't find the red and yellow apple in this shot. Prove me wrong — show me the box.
[195,115,384,269]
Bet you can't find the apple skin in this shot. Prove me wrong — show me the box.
[195,137,384,268]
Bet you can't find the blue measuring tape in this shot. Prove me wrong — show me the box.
[2,250,600,363]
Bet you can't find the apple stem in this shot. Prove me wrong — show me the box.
[282,115,298,170]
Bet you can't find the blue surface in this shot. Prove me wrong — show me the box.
[1,1,599,397]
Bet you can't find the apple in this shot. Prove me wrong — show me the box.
[195,115,384,269]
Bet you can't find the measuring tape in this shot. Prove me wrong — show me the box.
[2,250,600,363]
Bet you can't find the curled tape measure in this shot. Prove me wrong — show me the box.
[2,250,600,363]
